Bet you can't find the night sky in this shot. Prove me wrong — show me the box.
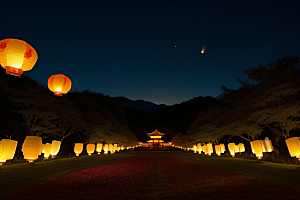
[1,1,299,105]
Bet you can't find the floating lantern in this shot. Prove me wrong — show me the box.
[104,144,109,154]
[0,139,18,165]
[234,144,240,153]
[193,145,197,153]
[0,38,38,76]
[197,143,202,154]
[220,143,225,153]
[202,144,208,155]
[121,146,124,151]
[50,140,61,158]
[43,143,52,159]
[238,143,245,153]
[285,137,300,161]
[215,145,221,156]
[200,44,206,54]
[207,143,213,156]
[109,144,114,154]
[74,143,83,156]
[263,137,274,152]
[228,143,236,157]
[96,143,103,154]
[22,136,43,163]
[48,74,72,96]
[86,144,95,156]
[251,140,263,159]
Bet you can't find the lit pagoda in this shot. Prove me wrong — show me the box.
[147,129,165,149]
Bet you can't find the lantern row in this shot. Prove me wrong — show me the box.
[175,137,300,161]
[0,38,72,96]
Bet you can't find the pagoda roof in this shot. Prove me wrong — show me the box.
[147,129,165,137]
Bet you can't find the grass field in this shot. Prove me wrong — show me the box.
[1,151,300,199]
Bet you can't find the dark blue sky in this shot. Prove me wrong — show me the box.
[1,1,299,105]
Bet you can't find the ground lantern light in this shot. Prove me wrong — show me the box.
[43,143,52,159]
[114,144,118,153]
[285,137,300,161]
[263,137,274,152]
[197,143,202,154]
[104,144,109,154]
[74,143,83,156]
[215,145,221,156]
[50,140,61,158]
[96,143,103,154]
[238,143,245,153]
[109,144,114,154]
[48,74,72,96]
[251,140,263,159]
[0,139,18,165]
[228,143,236,157]
[220,143,225,153]
[22,136,43,163]
[86,144,95,156]
[0,38,38,76]
[207,143,213,156]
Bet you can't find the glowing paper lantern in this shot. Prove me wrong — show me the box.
[251,140,263,159]
[220,143,225,153]
[114,144,118,153]
[43,143,52,159]
[207,143,213,156]
[215,145,221,156]
[22,136,43,163]
[121,146,124,151]
[41,144,45,154]
[234,145,240,153]
[109,144,114,154]
[238,143,245,153]
[203,144,208,155]
[197,143,202,154]
[86,144,95,156]
[96,143,103,154]
[48,74,72,96]
[50,140,61,158]
[0,38,38,76]
[263,137,274,152]
[285,137,300,161]
[0,139,18,165]
[193,145,197,153]
[74,143,83,156]
[200,44,206,54]
[228,143,236,157]
[104,144,109,154]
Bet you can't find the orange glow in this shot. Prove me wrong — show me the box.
[251,140,263,159]
[215,145,221,156]
[200,44,206,54]
[96,143,103,154]
[48,74,72,96]
[285,137,300,160]
[86,144,95,156]
[0,139,18,165]
[104,144,109,154]
[238,143,245,153]
[43,143,52,159]
[0,38,38,76]
[50,140,61,158]
[151,136,162,139]
[263,137,274,152]
[22,136,43,162]
[74,143,83,156]
[220,143,225,153]
[228,143,235,157]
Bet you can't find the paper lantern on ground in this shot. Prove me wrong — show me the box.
[0,139,18,165]
[234,145,240,153]
[43,143,52,159]
[207,143,213,156]
[109,144,114,154]
[96,143,103,154]
[114,144,118,153]
[50,140,61,158]
[0,38,38,76]
[22,136,43,163]
[228,143,236,157]
[215,145,221,156]
[48,74,72,96]
[74,143,83,156]
[238,143,245,153]
[285,137,300,161]
[104,144,109,154]
[86,144,95,156]
[197,143,202,154]
[263,137,274,152]
[251,140,263,159]
[203,144,208,155]
[220,143,225,153]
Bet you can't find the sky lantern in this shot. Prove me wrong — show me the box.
[0,139,18,165]
[0,38,38,76]
[22,136,43,163]
[238,143,245,153]
[202,144,208,155]
[109,144,114,154]
[207,143,213,156]
[228,143,236,157]
[251,140,263,159]
[200,44,206,54]
[104,144,109,154]
[48,74,72,96]
[197,143,202,154]
[215,145,221,156]
[43,143,52,159]
[96,143,103,154]
[50,140,61,158]
[285,137,300,161]
[86,144,95,156]
[74,143,83,156]
[220,144,225,153]
[234,144,240,153]
[263,137,274,152]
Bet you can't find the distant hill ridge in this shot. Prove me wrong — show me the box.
[112,96,168,111]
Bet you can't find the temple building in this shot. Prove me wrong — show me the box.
[140,129,172,150]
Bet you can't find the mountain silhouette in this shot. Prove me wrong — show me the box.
[112,96,168,111]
